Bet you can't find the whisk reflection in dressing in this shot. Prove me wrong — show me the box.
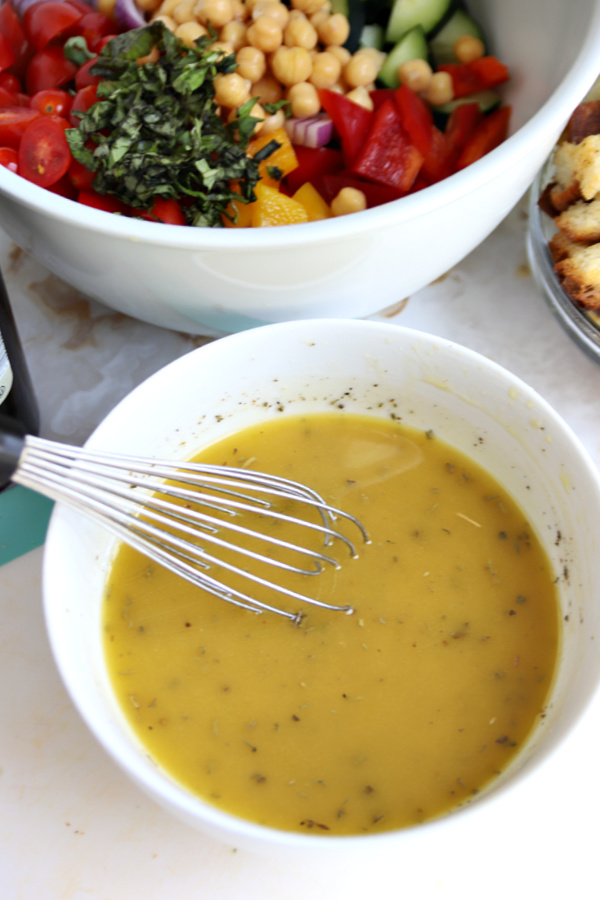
[0,415,368,622]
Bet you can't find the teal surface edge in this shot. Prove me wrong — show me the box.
[0,485,54,566]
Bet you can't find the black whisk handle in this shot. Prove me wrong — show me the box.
[0,413,26,489]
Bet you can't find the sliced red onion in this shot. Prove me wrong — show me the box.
[285,114,334,149]
[113,0,147,30]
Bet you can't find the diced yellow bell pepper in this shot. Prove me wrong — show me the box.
[251,183,309,227]
[221,180,256,228]
[292,182,331,221]
[248,127,299,187]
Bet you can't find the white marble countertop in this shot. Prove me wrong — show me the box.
[2,196,600,899]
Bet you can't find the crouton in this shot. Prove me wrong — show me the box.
[553,135,600,201]
[565,100,600,143]
[554,241,600,309]
[554,197,600,243]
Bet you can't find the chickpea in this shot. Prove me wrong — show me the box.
[331,186,367,216]
[309,7,328,28]
[326,44,351,66]
[291,0,326,15]
[271,45,313,86]
[308,50,341,89]
[259,108,286,133]
[231,0,248,18]
[214,71,251,107]
[220,19,247,50]
[343,51,378,88]
[316,12,349,46]
[209,40,235,57]
[251,72,284,104]
[151,13,176,30]
[454,34,485,63]
[423,70,454,106]
[229,101,267,133]
[345,84,373,110]
[175,21,209,44]
[172,0,195,23]
[397,57,432,92]
[246,15,283,52]
[193,0,234,28]
[154,0,180,17]
[252,0,289,28]
[287,81,320,117]
[235,45,267,81]
[355,46,385,72]
[284,15,318,49]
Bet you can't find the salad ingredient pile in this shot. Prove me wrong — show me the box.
[0,0,512,226]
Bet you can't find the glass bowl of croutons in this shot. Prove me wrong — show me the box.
[528,97,600,362]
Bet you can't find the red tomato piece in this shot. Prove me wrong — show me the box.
[26,45,78,94]
[394,84,434,157]
[23,1,83,52]
[18,113,71,186]
[67,156,95,190]
[0,145,19,172]
[318,88,373,166]
[75,57,101,90]
[0,106,40,148]
[30,88,73,117]
[455,105,512,170]
[73,12,116,52]
[351,98,423,193]
[0,72,22,93]
[77,189,130,215]
[140,197,187,225]
[284,145,344,194]
[46,173,77,198]
[0,32,16,73]
[0,2,31,75]
[0,85,19,106]
[69,83,98,125]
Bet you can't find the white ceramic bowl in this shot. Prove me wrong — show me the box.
[3,0,600,336]
[42,319,600,855]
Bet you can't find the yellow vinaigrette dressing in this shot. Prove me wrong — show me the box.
[103,413,560,835]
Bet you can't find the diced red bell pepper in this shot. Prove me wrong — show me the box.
[317,172,404,208]
[318,88,373,166]
[455,105,511,170]
[351,98,423,193]
[369,88,395,111]
[420,126,455,185]
[394,84,434,156]
[438,56,509,99]
[444,102,484,151]
[284,144,343,194]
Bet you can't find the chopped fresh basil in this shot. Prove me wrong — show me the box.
[65,23,263,227]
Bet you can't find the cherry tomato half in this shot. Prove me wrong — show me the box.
[0,146,19,173]
[23,1,83,52]
[67,156,95,190]
[69,84,98,125]
[0,2,31,75]
[26,45,78,94]
[31,88,73,118]
[77,189,130,215]
[0,85,19,106]
[0,107,40,148]
[140,197,187,225]
[0,33,16,74]
[0,73,22,94]
[75,57,101,90]
[74,12,116,53]
[18,114,72,187]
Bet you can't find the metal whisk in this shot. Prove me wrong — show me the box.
[0,415,368,622]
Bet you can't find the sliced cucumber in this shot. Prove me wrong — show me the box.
[385,0,452,45]
[378,24,428,88]
[429,8,485,66]
[331,0,366,52]
[435,88,500,116]
[359,23,385,50]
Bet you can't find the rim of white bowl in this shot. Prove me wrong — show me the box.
[3,1,600,249]
[42,318,600,850]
